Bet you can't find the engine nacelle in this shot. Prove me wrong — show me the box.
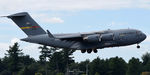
[83,33,114,42]
[83,34,100,42]
[100,33,114,41]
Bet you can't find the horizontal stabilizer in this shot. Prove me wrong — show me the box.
[7,12,26,18]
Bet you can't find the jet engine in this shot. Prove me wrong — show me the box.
[83,34,100,42]
[100,33,114,41]
[83,33,114,42]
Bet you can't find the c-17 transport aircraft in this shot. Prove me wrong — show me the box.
[5,12,146,53]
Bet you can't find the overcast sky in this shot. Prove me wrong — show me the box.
[0,0,150,62]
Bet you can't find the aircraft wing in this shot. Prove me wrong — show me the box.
[53,30,106,42]
[54,32,100,42]
[54,31,102,39]
[55,33,83,39]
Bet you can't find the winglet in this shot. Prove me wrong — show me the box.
[47,30,55,38]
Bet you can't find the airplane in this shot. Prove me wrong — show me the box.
[4,12,146,53]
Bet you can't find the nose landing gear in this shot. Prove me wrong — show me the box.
[137,44,140,49]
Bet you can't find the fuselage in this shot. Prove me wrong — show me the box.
[21,29,146,50]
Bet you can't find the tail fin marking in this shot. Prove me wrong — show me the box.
[7,12,46,36]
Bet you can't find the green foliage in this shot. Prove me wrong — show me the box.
[142,52,150,65]
[17,67,30,75]
[48,48,75,73]
[1,43,150,75]
[49,50,64,72]
[78,59,90,72]
[39,45,53,63]
[56,72,64,75]
[143,62,150,72]
[95,72,100,75]
[69,62,79,70]
[5,43,23,74]
[142,52,150,72]
[126,57,142,75]
[108,56,127,75]
[0,70,11,75]
[61,48,75,65]
[19,55,35,66]
[90,57,109,75]
[0,59,5,73]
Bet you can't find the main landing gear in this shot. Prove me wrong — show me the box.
[137,44,140,49]
[81,49,98,53]
[81,50,86,53]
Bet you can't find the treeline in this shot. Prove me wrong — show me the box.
[0,43,150,75]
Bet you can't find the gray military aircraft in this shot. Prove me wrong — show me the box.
[5,12,146,53]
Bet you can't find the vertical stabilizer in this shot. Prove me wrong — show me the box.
[7,12,46,36]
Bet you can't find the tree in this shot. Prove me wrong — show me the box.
[78,59,90,73]
[95,72,100,75]
[0,58,5,73]
[48,48,75,73]
[61,48,75,67]
[61,48,75,73]
[142,52,150,65]
[39,46,57,75]
[143,62,150,72]
[56,72,64,75]
[47,47,62,73]
[18,63,42,75]
[1,56,11,73]
[39,45,51,63]
[69,62,79,70]
[49,51,64,72]
[18,67,30,75]
[89,57,109,75]
[108,56,127,75]
[126,57,142,75]
[19,55,35,66]
[142,52,150,72]
[5,43,23,75]
[0,70,11,75]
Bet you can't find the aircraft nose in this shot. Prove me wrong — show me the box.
[142,33,147,41]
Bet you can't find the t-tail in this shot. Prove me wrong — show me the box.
[7,12,46,36]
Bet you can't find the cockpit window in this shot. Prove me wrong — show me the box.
[119,32,135,36]
[136,31,143,36]
[136,31,141,34]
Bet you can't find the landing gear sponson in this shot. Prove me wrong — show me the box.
[81,49,98,53]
